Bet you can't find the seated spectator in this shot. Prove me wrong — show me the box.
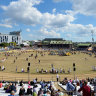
[35,77,38,82]
[5,85,10,93]
[33,88,37,96]
[0,81,3,88]
[38,88,43,96]
[28,81,30,85]
[30,81,34,85]
[26,85,32,95]
[20,80,23,86]
[4,83,8,90]
[19,85,25,96]
[8,91,15,96]
[46,90,51,96]
[9,83,16,92]
[33,79,37,84]
[58,89,64,96]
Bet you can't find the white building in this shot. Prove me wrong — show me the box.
[0,31,22,45]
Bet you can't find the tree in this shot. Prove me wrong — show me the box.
[0,43,9,47]
[20,44,24,47]
[9,42,16,46]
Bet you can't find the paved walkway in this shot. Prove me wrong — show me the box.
[54,82,68,96]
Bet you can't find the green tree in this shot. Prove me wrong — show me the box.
[0,43,9,47]
[20,44,24,47]
[9,42,16,46]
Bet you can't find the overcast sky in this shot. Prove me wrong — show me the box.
[0,0,96,42]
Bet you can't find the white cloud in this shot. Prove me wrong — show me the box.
[42,13,75,28]
[1,0,43,25]
[28,34,44,40]
[71,0,96,16]
[1,18,18,26]
[66,34,72,38]
[0,24,12,28]
[1,0,96,41]
[39,27,60,37]
[52,8,56,13]
[26,28,31,32]
[1,0,75,28]
[60,23,96,37]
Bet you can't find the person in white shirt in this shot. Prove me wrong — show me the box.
[2,66,4,71]
[21,68,24,72]
[56,74,59,82]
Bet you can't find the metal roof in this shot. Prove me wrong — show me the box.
[77,43,91,46]
[50,40,72,44]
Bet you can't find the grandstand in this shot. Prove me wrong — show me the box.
[42,38,72,50]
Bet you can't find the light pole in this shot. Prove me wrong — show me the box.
[73,63,76,80]
[91,30,94,52]
[27,62,30,81]
[91,30,94,43]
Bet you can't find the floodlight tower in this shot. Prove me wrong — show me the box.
[91,30,94,43]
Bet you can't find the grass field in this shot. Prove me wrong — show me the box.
[0,50,96,81]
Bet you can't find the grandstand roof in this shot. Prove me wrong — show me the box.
[77,43,91,47]
[43,38,63,41]
[42,40,72,45]
[50,40,72,44]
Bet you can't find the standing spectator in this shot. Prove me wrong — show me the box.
[65,78,75,95]
[14,60,15,63]
[36,68,39,73]
[16,66,17,72]
[38,59,40,64]
[60,68,62,73]
[21,68,24,72]
[16,57,17,60]
[0,66,1,71]
[56,74,59,82]
[78,80,91,96]
[2,65,5,71]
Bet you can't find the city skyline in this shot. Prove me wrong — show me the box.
[0,0,96,42]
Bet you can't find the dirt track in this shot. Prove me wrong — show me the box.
[0,72,96,81]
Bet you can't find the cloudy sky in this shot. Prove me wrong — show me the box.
[0,0,96,42]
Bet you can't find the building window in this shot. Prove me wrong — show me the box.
[5,36,6,39]
[17,37,18,41]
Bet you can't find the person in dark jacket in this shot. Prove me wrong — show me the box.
[26,85,32,95]
[19,86,25,96]
[20,80,23,86]
[10,83,16,92]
